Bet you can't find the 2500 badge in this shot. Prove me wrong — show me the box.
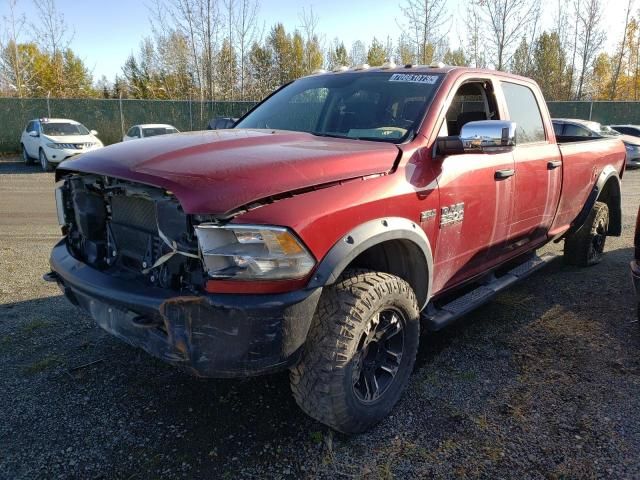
[440,202,465,227]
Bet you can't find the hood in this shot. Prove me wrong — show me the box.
[45,134,99,144]
[619,134,640,146]
[59,129,400,214]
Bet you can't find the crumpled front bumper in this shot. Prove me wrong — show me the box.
[49,240,321,377]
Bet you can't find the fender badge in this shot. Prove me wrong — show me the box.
[440,202,465,227]
[420,209,436,221]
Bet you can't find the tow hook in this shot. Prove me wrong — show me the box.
[42,271,60,283]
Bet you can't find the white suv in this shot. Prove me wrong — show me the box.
[21,118,104,171]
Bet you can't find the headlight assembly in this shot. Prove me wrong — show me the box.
[195,224,315,280]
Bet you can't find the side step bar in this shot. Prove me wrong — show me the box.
[423,252,558,331]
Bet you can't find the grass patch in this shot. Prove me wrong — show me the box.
[19,319,50,334]
[22,354,62,374]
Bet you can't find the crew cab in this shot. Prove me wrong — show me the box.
[46,66,626,433]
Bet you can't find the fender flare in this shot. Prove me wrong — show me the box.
[564,165,622,238]
[307,217,434,309]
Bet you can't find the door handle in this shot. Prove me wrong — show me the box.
[547,160,562,169]
[494,169,515,180]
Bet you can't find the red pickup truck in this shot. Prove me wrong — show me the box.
[47,66,625,433]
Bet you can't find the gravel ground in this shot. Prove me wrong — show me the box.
[1,155,639,479]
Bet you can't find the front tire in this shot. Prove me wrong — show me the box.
[564,201,609,266]
[290,270,420,433]
[39,148,53,172]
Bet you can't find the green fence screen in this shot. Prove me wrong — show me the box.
[546,101,640,125]
[0,98,256,153]
[3,98,640,153]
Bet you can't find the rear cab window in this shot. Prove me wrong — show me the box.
[501,82,546,144]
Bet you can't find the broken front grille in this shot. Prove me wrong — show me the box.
[63,174,203,290]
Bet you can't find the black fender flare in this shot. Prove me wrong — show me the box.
[307,217,434,309]
[564,165,622,238]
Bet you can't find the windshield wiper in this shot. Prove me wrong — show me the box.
[309,131,350,139]
[310,132,398,143]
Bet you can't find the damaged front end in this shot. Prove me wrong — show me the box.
[49,173,321,377]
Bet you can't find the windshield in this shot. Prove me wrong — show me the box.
[583,121,621,137]
[42,122,90,136]
[143,127,178,137]
[599,125,621,136]
[235,72,443,143]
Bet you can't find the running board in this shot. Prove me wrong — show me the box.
[423,252,558,331]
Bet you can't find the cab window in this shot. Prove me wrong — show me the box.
[501,82,546,144]
[563,124,591,137]
[440,80,499,137]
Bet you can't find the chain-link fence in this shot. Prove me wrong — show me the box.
[546,101,640,125]
[0,97,257,153]
[4,98,640,153]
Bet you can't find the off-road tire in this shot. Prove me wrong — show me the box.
[21,144,33,165]
[39,148,53,172]
[290,269,420,434]
[564,201,609,267]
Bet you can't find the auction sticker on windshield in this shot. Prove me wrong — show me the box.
[389,73,439,84]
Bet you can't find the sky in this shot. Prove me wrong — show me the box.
[0,0,628,82]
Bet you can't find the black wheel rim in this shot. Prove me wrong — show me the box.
[352,308,405,403]
[589,219,607,261]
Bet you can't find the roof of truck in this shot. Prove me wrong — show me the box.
[306,64,534,83]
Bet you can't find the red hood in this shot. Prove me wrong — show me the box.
[58,129,399,214]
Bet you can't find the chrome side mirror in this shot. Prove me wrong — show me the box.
[437,120,517,155]
[460,120,516,152]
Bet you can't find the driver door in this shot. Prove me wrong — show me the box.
[431,79,515,293]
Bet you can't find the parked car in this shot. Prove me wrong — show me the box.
[46,67,626,433]
[610,124,640,137]
[553,118,640,168]
[631,206,640,324]
[21,118,103,171]
[123,124,179,141]
[207,117,237,130]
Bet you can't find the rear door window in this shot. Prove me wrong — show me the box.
[563,124,592,137]
[501,82,546,144]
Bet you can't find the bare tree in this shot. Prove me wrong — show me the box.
[476,0,537,71]
[223,0,235,99]
[609,0,634,99]
[234,0,259,100]
[31,0,72,56]
[553,0,574,99]
[398,0,450,64]
[0,0,32,97]
[574,0,605,99]
[350,40,366,65]
[299,7,324,72]
[465,1,486,68]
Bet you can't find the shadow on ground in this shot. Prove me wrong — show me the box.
[0,160,48,175]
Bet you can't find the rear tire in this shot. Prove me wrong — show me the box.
[564,201,609,267]
[21,144,33,165]
[290,269,420,434]
[39,148,53,172]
